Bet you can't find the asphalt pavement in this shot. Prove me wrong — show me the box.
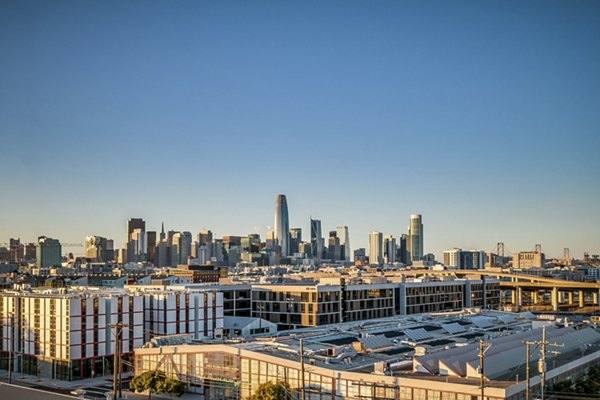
[0,382,79,400]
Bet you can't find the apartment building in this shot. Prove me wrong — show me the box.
[342,277,395,322]
[162,283,252,318]
[251,282,342,329]
[396,279,500,315]
[0,288,143,380]
[132,286,224,342]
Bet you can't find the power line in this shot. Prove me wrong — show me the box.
[525,326,563,400]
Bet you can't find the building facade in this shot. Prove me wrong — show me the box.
[134,287,223,342]
[0,289,143,380]
[444,249,485,269]
[513,251,545,269]
[134,343,519,400]
[384,235,397,264]
[342,281,395,322]
[36,236,62,268]
[251,283,342,329]
[369,231,383,266]
[336,226,350,261]
[310,218,323,261]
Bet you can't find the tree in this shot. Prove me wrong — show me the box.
[163,377,187,397]
[250,381,290,400]
[130,370,186,400]
[551,380,573,393]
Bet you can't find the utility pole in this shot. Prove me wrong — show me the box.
[479,339,491,400]
[299,339,306,400]
[109,322,128,400]
[8,313,12,384]
[524,342,531,400]
[524,326,563,400]
[112,325,119,400]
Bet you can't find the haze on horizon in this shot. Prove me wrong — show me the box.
[0,1,599,259]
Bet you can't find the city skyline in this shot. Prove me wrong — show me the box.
[1,1,599,258]
[0,197,594,260]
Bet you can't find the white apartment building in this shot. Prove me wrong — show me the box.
[0,286,225,381]
[131,286,224,342]
[0,288,143,380]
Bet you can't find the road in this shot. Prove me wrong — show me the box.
[0,382,79,400]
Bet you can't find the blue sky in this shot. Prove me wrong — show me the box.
[1,1,599,258]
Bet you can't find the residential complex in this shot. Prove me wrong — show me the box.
[0,288,143,380]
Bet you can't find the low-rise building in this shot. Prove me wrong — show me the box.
[169,264,227,283]
[134,311,600,400]
[0,288,144,380]
[513,251,545,269]
[251,282,342,329]
[132,286,224,342]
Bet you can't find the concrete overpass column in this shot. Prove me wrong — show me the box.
[568,291,573,305]
[517,287,523,307]
[511,289,517,305]
[560,291,567,304]
[579,290,585,308]
[594,291,599,306]
[532,291,538,304]
[551,287,559,311]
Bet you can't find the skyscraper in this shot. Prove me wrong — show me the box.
[289,228,302,255]
[126,218,146,262]
[85,235,108,262]
[130,228,146,262]
[127,218,145,241]
[9,238,24,263]
[197,230,213,246]
[335,226,350,261]
[384,235,397,264]
[36,236,62,268]
[328,231,341,261]
[398,234,409,264]
[407,214,423,262]
[310,218,323,261]
[172,231,192,265]
[368,231,383,266]
[274,194,290,256]
[146,231,157,263]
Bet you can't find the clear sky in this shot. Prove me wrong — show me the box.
[1,0,599,259]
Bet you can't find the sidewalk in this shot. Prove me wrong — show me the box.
[0,370,124,391]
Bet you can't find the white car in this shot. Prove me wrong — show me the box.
[70,388,86,397]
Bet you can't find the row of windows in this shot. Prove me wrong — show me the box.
[136,351,504,400]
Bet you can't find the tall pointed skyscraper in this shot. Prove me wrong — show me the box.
[407,213,423,262]
[274,194,290,256]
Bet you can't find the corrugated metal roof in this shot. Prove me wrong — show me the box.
[404,328,434,341]
[358,335,394,350]
[470,316,495,329]
[441,322,467,335]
